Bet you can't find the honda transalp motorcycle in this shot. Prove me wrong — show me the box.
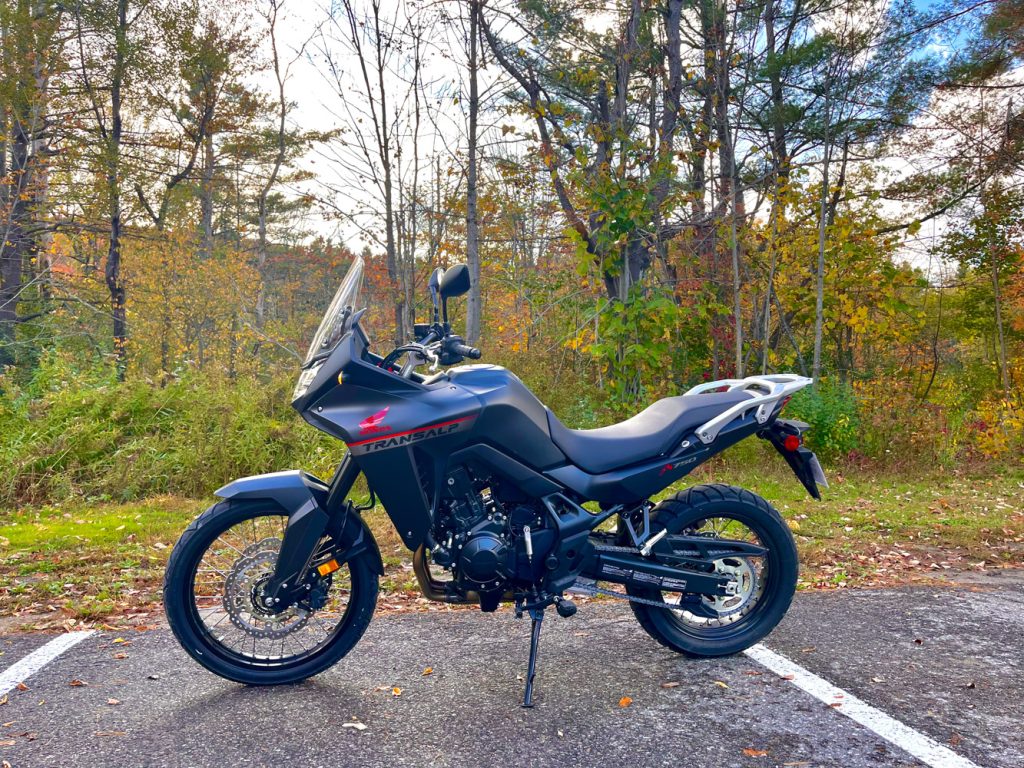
[164,257,827,706]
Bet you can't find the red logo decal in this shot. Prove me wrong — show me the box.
[359,407,391,436]
[659,463,674,476]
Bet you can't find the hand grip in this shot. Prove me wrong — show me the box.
[453,343,481,359]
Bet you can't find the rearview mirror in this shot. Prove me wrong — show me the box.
[428,267,444,323]
[438,263,471,299]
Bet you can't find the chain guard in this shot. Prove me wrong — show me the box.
[571,544,742,613]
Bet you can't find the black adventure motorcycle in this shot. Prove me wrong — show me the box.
[164,256,827,706]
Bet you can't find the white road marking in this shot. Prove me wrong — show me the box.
[745,644,985,768]
[0,631,95,696]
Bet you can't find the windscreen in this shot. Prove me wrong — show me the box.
[303,256,365,365]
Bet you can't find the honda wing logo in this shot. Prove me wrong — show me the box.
[358,407,391,436]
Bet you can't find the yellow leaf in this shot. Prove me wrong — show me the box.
[422,667,433,676]
[392,687,402,697]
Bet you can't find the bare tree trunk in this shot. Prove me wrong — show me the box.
[812,87,832,383]
[464,0,482,344]
[107,0,129,379]
[200,130,214,259]
[992,251,1010,395]
[256,0,288,330]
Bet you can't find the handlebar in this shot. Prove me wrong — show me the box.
[451,342,481,360]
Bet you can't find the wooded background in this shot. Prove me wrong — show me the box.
[1,0,1022,504]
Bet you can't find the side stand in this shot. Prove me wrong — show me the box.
[522,607,544,708]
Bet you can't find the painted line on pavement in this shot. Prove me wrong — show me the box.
[0,631,95,696]
[745,644,985,768]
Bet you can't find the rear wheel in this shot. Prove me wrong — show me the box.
[627,484,797,657]
[164,499,378,685]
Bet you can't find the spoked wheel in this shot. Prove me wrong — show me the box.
[627,484,797,658]
[164,500,378,685]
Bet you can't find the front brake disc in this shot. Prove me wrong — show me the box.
[223,541,311,640]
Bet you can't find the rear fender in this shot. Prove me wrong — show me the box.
[757,419,827,500]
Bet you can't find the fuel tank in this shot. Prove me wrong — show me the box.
[446,365,566,470]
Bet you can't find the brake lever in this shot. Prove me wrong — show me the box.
[427,342,440,372]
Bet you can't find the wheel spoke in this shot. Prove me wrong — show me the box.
[189,511,352,668]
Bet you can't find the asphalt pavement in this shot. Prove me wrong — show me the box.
[0,570,1021,768]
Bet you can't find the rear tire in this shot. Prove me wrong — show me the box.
[627,484,797,658]
[164,499,378,685]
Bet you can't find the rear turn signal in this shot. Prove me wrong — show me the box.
[317,559,341,577]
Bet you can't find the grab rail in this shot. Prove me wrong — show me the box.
[685,374,813,444]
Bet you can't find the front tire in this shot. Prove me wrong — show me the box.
[164,499,378,685]
[627,484,798,658]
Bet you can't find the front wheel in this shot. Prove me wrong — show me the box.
[627,484,798,658]
[164,499,378,685]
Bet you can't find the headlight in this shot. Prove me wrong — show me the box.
[292,362,323,402]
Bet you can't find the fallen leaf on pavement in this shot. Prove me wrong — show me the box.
[0,696,6,707]
[94,731,126,737]
[113,653,128,660]
[783,762,810,766]
[742,748,768,757]
[391,687,402,697]
[14,684,27,693]
[618,696,633,708]
[342,722,367,731]
[660,681,680,689]
[69,679,87,687]
[713,681,729,689]
[0,740,14,747]
[422,667,433,676]
[107,698,120,706]
[557,729,564,737]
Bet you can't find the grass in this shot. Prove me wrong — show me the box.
[1,462,1022,629]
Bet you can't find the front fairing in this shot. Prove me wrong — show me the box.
[291,326,474,441]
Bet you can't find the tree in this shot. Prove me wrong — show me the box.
[942,184,1023,396]
[0,0,62,370]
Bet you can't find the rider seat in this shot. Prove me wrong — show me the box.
[546,390,754,474]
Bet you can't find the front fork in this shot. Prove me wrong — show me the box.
[263,454,363,611]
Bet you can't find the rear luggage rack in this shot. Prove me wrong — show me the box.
[685,374,813,444]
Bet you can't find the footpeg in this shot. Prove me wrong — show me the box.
[555,597,577,618]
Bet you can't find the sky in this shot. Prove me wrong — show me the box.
[251,0,1009,284]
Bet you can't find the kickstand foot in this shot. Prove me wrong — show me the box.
[522,607,544,708]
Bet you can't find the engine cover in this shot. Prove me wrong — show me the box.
[458,530,509,589]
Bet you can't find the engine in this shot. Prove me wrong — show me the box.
[428,469,553,611]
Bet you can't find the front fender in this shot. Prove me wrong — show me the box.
[215,469,330,510]
[214,470,383,576]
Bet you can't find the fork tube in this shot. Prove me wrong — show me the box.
[325,453,360,516]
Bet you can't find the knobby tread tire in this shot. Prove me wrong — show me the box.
[628,484,798,658]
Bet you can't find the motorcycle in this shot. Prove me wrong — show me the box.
[164,256,827,706]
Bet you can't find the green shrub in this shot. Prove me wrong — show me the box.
[0,354,338,505]
[785,381,860,460]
